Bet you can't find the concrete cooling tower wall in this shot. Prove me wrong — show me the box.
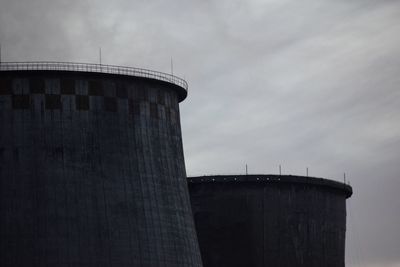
[188,175,352,267]
[0,63,202,267]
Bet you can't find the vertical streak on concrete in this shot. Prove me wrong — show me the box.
[117,108,135,265]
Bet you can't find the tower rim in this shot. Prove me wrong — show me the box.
[188,174,353,198]
[0,61,188,101]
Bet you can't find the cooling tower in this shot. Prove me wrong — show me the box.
[188,175,352,267]
[0,62,202,267]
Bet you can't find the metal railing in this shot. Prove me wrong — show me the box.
[0,61,188,91]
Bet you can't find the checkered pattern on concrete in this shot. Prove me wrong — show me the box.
[0,77,179,124]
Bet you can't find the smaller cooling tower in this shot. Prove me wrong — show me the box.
[188,175,352,267]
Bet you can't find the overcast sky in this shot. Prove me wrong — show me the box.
[1,0,399,266]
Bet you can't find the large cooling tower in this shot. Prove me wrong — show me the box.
[188,175,352,267]
[0,62,202,267]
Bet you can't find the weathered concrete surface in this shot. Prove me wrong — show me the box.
[0,71,202,267]
[188,175,352,267]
